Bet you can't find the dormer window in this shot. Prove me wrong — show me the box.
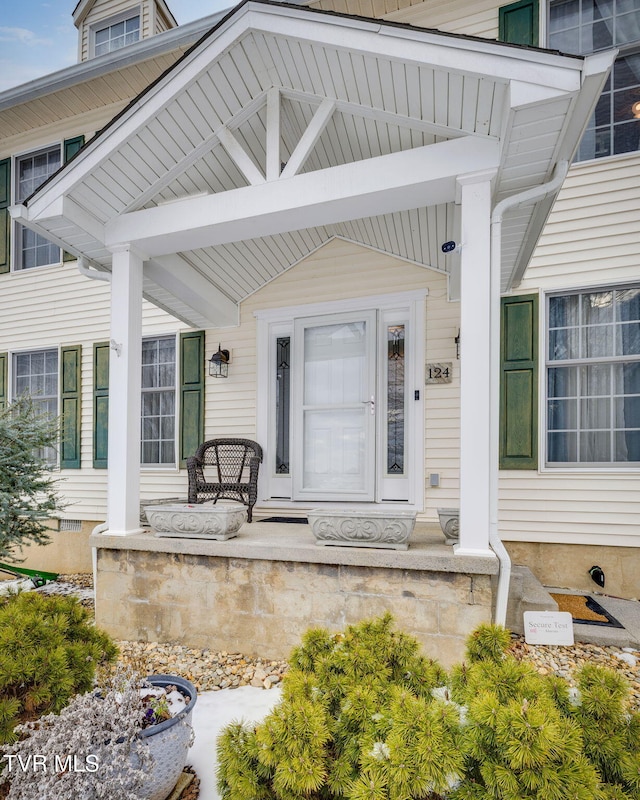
[93,11,140,57]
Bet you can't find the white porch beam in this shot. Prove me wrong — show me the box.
[217,125,266,186]
[106,245,144,536]
[281,98,336,179]
[145,254,238,327]
[455,171,496,558]
[105,136,500,256]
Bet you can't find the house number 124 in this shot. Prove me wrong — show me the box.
[425,362,453,384]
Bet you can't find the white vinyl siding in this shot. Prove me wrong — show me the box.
[0,260,190,519]
[502,150,640,547]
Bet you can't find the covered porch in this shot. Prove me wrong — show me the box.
[13,0,613,651]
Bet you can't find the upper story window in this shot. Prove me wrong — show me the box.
[94,13,140,57]
[549,0,640,161]
[15,146,61,270]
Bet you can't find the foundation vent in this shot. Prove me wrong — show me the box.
[59,519,82,532]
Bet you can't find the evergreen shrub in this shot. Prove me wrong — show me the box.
[217,615,640,800]
[0,592,117,744]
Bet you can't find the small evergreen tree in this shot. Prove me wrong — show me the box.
[217,617,640,800]
[0,396,64,562]
[0,592,118,744]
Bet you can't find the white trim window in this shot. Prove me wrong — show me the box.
[12,349,58,464]
[549,0,640,160]
[141,336,176,466]
[93,12,140,57]
[546,285,640,465]
[15,146,61,270]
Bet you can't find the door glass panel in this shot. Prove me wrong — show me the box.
[304,322,366,405]
[387,325,405,475]
[275,337,291,474]
[298,316,373,496]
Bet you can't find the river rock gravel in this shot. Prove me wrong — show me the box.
[52,574,640,708]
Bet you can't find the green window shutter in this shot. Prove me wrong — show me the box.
[93,342,109,468]
[62,137,84,263]
[179,330,205,468]
[500,294,538,469]
[499,0,539,46]
[60,345,82,469]
[63,136,85,163]
[0,158,10,275]
[0,352,7,410]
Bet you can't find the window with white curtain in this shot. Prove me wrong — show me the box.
[547,286,640,465]
[12,349,58,465]
[141,336,176,465]
[549,0,640,160]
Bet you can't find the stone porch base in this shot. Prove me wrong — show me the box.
[90,523,498,668]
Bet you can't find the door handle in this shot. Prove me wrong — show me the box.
[362,395,375,415]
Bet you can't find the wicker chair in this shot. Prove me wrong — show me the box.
[186,438,263,522]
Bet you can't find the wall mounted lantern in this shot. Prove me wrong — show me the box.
[208,344,230,378]
[454,330,461,360]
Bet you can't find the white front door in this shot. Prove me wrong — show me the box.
[257,290,426,508]
[292,310,377,500]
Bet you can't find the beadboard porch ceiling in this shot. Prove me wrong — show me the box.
[14,0,613,328]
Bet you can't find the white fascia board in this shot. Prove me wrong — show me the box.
[245,5,583,91]
[145,255,238,327]
[105,136,500,256]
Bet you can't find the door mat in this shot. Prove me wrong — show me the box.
[259,516,309,524]
[550,593,624,628]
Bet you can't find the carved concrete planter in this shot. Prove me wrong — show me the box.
[308,508,416,550]
[144,502,247,540]
[437,508,460,544]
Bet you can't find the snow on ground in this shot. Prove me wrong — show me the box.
[189,686,281,799]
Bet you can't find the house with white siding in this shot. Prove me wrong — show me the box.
[0,0,637,661]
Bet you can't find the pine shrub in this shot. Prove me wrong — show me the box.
[217,615,640,800]
[0,592,117,744]
[0,396,65,562]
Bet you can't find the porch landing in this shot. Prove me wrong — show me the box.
[91,522,498,668]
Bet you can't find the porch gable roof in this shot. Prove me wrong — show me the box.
[12,0,614,327]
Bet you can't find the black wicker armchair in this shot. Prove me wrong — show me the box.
[186,438,263,522]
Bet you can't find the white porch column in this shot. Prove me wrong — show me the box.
[106,245,144,536]
[455,172,496,557]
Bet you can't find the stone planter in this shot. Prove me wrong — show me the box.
[437,508,460,544]
[137,675,197,800]
[144,502,247,540]
[308,508,416,550]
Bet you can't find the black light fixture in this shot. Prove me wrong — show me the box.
[208,344,230,378]
[454,330,461,360]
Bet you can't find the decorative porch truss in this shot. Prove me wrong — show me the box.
[11,1,614,553]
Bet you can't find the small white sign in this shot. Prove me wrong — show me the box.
[523,611,574,645]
